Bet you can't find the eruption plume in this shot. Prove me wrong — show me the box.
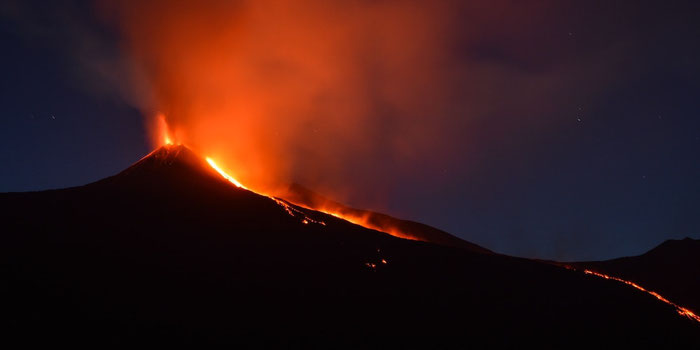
[102,0,458,200]
[102,0,621,236]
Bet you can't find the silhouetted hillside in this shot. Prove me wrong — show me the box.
[281,183,491,253]
[575,237,700,314]
[1,145,698,347]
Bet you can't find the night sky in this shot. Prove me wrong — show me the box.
[1,1,699,261]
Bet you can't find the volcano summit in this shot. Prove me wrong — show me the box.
[1,145,698,347]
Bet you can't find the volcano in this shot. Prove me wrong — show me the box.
[1,145,699,347]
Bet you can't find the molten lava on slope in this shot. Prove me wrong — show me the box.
[2,143,700,346]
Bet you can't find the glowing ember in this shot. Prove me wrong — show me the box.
[580,268,700,324]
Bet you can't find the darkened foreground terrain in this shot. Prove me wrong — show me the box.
[575,237,700,316]
[1,146,698,347]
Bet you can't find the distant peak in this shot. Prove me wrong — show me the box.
[644,237,700,257]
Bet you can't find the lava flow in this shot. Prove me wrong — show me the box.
[205,156,326,226]
[206,156,413,239]
[154,117,419,240]
[296,205,416,241]
[206,158,247,189]
[576,268,700,324]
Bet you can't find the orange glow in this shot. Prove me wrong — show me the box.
[108,0,461,206]
[581,269,700,324]
[204,155,328,227]
[206,158,247,189]
[201,151,419,239]
[108,1,614,253]
[113,1,462,245]
[278,198,418,239]
[203,156,418,238]
[293,201,421,238]
[157,115,418,243]
[157,113,175,146]
[156,115,416,240]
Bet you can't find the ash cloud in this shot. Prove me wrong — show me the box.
[100,0,625,203]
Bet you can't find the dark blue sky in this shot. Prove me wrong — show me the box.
[1,1,699,260]
[0,1,148,190]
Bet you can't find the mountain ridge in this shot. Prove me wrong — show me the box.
[574,237,700,314]
[1,146,698,346]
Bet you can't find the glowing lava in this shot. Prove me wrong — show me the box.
[312,209,415,241]
[154,116,415,241]
[206,158,247,189]
[153,121,699,326]
[579,268,700,324]
[205,156,326,226]
[205,155,418,238]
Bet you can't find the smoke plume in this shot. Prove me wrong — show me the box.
[102,0,621,205]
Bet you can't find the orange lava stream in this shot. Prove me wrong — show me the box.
[205,157,325,226]
[206,156,414,235]
[157,114,417,240]
[287,204,416,241]
[156,115,416,242]
[202,152,413,237]
[206,158,247,189]
[582,269,700,324]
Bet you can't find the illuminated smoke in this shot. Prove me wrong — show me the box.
[102,0,620,207]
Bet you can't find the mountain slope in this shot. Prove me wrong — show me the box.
[574,237,700,315]
[280,182,491,253]
[1,145,698,346]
